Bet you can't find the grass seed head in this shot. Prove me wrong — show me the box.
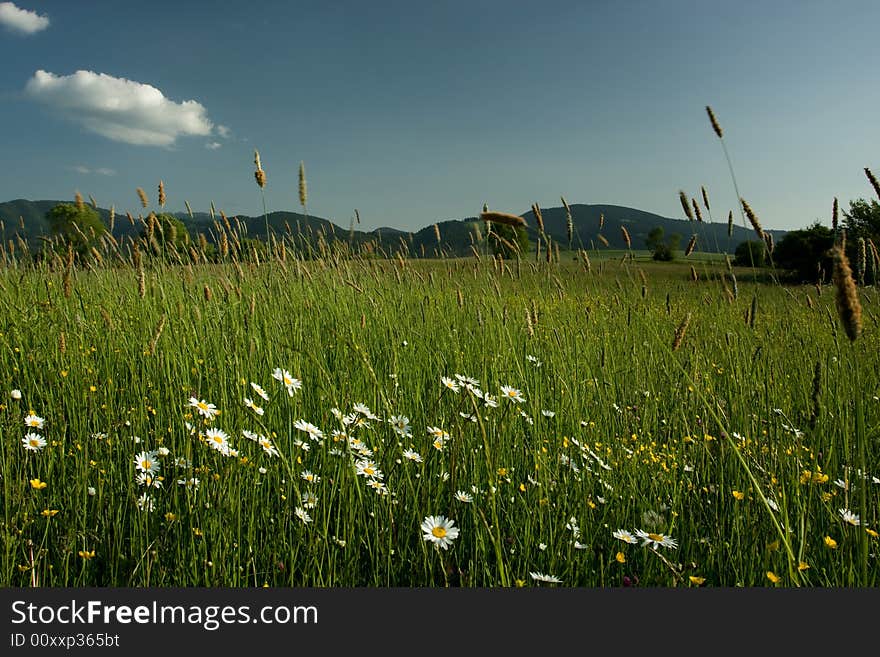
[831,244,862,342]
[706,105,723,138]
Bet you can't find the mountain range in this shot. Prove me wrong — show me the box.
[0,198,787,257]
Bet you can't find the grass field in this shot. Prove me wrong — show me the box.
[0,247,877,587]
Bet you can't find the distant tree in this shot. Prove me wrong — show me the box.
[772,222,834,282]
[488,222,529,259]
[45,203,107,257]
[645,226,680,261]
[843,198,880,242]
[140,212,191,254]
[733,240,769,268]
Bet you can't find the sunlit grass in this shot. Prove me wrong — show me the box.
[0,254,877,587]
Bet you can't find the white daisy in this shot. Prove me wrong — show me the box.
[258,437,279,457]
[133,450,161,474]
[294,507,312,524]
[135,472,163,488]
[388,415,412,438]
[22,432,47,452]
[272,368,302,395]
[441,376,460,393]
[839,508,861,526]
[243,398,265,416]
[10,389,22,400]
[613,529,638,544]
[188,397,219,420]
[301,470,321,484]
[250,381,269,401]
[293,419,324,441]
[355,459,383,480]
[205,428,231,455]
[402,448,423,463]
[301,492,318,509]
[526,355,543,367]
[24,413,45,429]
[529,572,562,584]
[420,515,460,550]
[635,529,678,550]
[500,386,525,403]
[454,491,473,503]
[482,393,499,408]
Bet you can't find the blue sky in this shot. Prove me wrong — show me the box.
[1,0,878,232]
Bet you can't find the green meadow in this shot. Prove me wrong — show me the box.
[0,248,877,587]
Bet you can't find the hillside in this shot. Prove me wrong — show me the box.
[0,198,786,257]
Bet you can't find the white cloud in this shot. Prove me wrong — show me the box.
[0,2,49,34]
[216,124,231,138]
[205,141,222,150]
[71,165,117,176]
[25,69,215,147]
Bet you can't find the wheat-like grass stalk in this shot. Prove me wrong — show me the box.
[679,190,694,221]
[480,211,525,228]
[685,234,697,256]
[706,106,723,139]
[137,187,149,208]
[561,196,573,243]
[672,312,691,351]
[740,198,764,240]
[692,198,703,223]
[158,181,166,208]
[75,191,85,213]
[620,225,631,249]
[831,244,862,341]
[299,161,308,209]
[254,150,267,188]
[727,210,733,238]
[532,203,544,235]
[690,265,698,281]
[433,223,441,244]
[596,233,609,247]
[832,197,839,233]
[701,186,711,212]
[865,167,880,201]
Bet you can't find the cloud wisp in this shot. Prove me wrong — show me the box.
[25,70,216,147]
[72,165,117,176]
[0,2,49,34]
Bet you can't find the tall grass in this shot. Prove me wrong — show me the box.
[0,247,876,587]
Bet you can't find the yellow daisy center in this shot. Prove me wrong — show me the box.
[432,526,447,539]
[197,402,208,411]
[29,439,40,447]
[647,533,664,542]
[365,467,375,475]
[141,460,152,470]
[212,436,223,444]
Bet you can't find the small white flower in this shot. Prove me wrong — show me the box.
[441,376,460,393]
[529,572,562,584]
[538,543,547,551]
[541,410,555,418]
[10,389,22,400]
[454,490,473,503]
[24,414,45,429]
[294,507,313,524]
[420,515,460,550]
[250,382,269,401]
[87,486,96,496]
[839,508,861,526]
